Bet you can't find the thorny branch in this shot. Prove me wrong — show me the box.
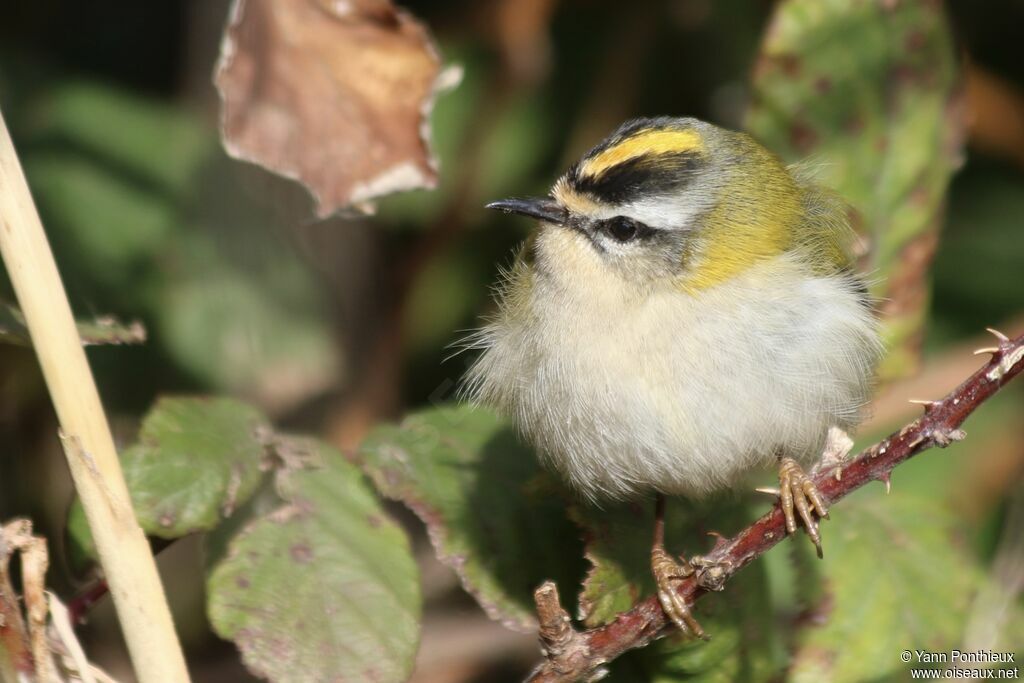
[526,330,1024,683]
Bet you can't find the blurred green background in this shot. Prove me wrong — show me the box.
[1,1,1023,681]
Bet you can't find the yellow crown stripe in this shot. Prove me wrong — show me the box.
[579,129,703,179]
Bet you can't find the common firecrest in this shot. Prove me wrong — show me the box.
[465,116,883,635]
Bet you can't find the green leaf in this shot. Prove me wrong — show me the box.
[66,396,271,559]
[0,302,145,346]
[23,81,336,402]
[358,405,586,632]
[38,82,211,196]
[64,498,97,575]
[207,440,421,683]
[575,498,783,682]
[746,0,960,379]
[157,260,337,403]
[789,490,978,682]
[202,474,286,574]
[122,397,270,537]
[610,631,780,683]
[24,151,178,291]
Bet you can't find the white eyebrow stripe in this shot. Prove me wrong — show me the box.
[622,176,721,232]
[619,196,702,232]
[573,201,689,233]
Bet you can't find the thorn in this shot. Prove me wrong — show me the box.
[880,471,891,494]
[986,327,1011,344]
[973,346,1000,356]
[705,531,730,553]
[755,487,780,497]
[908,398,940,412]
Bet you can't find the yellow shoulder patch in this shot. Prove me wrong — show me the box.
[579,129,703,179]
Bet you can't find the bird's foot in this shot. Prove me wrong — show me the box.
[651,544,706,639]
[778,457,829,558]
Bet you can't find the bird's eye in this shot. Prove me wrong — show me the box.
[604,216,642,242]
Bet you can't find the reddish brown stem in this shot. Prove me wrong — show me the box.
[526,331,1024,683]
[67,578,110,625]
[66,536,173,625]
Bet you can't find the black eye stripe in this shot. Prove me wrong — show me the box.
[569,151,701,204]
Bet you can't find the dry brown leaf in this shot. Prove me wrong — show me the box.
[18,534,52,683]
[1,522,120,683]
[214,0,458,217]
[0,520,33,679]
[2,520,55,682]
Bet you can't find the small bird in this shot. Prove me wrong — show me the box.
[465,117,882,636]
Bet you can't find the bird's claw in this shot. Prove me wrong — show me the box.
[778,457,829,558]
[651,545,707,639]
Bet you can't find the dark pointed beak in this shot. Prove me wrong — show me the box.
[485,197,568,225]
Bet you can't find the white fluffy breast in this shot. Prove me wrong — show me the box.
[464,228,882,501]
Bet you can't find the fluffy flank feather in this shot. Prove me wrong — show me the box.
[465,230,882,500]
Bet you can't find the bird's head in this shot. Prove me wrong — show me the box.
[487,117,807,291]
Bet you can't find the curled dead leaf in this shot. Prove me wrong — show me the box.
[214,0,459,217]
